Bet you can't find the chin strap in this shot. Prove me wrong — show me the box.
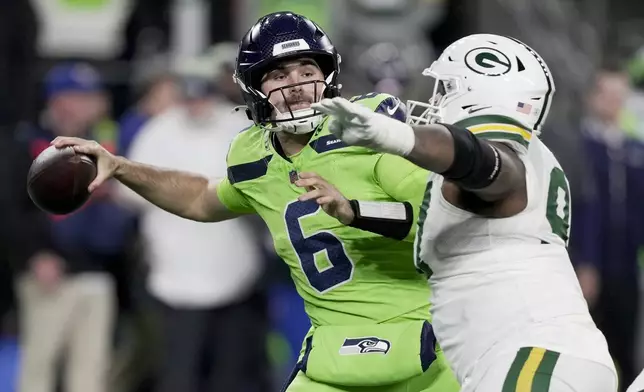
[274,114,324,135]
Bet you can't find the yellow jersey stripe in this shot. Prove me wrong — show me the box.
[502,347,532,392]
[516,347,546,391]
[468,124,532,142]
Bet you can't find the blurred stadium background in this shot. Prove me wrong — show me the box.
[1,0,644,391]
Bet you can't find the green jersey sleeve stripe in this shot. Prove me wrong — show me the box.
[531,350,560,391]
[502,347,532,392]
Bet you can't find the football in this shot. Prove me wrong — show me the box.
[27,145,97,215]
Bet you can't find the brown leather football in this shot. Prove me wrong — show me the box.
[27,145,97,215]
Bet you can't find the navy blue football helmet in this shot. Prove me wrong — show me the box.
[234,11,341,134]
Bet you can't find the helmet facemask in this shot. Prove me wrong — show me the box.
[259,71,335,134]
[406,67,464,126]
[235,52,341,135]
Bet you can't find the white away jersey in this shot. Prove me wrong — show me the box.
[414,118,613,386]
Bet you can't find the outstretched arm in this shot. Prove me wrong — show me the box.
[51,137,244,222]
[113,158,241,221]
[405,123,525,202]
[313,97,526,203]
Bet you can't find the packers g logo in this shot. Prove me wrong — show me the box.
[464,47,512,76]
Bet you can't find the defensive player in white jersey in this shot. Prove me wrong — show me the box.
[312,34,618,392]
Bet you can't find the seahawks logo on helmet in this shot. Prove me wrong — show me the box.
[464,47,512,76]
[338,337,391,355]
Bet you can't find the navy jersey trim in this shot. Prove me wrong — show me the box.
[238,124,254,133]
[227,155,273,184]
[374,96,407,123]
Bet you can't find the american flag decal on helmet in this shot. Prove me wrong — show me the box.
[516,101,532,114]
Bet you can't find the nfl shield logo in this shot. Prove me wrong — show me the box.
[289,170,298,184]
[516,101,532,114]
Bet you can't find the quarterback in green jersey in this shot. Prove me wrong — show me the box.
[50,11,459,392]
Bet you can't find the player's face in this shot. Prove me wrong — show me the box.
[50,91,106,136]
[147,76,180,116]
[260,58,325,117]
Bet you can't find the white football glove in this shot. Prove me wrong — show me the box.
[311,97,416,156]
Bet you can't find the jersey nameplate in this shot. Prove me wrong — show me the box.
[310,134,348,154]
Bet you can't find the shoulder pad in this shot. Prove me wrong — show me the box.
[226,124,270,166]
[348,92,406,122]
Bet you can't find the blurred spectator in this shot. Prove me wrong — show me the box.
[357,42,411,97]
[334,0,443,99]
[14,63,137,392]
[30,0,132,60]
[208,42,244,105]
[0,127,51,326]
[0,1,38,126]
[117,73,180,156]
[572,67,644,391]
[624,47,644,139]
[117,41,239,157]
[0,126,54,392]
[118,49,269,392]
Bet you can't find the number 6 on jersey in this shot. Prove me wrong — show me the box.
[285,200,355,293]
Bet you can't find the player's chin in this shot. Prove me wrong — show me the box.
[290,102,312,111]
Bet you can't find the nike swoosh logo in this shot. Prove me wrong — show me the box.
[386,100,401,116]
[467,106,492,114]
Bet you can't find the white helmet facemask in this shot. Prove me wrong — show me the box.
[406,67,465,126]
